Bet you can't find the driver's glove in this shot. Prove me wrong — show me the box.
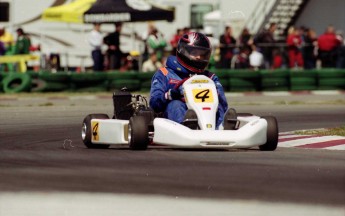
[166,88,183,100]
[165,78,189,100]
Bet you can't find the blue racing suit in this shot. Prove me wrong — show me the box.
[149,55,228,128]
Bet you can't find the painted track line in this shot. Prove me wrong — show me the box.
[279,133,345,150]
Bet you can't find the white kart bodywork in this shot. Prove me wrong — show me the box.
[90,119,128,145]
[153,117,267,148]
[88,75,270,149]
[91,115,268,149]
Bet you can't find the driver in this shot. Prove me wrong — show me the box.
[149,32,235,129]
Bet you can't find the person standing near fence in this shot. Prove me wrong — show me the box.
[239,28,253,50]
[286,26,304,69]
[317,25,341,68]
[336,30,345,69]
[254,23,277,69]
[170,28,184,56]
[14,28,31,55]
[142,52,163,73]
[87,23,104,71]
[219,26,236,69]
[146,27,167,62]
[0,27,14,54]
[303,28,318,69]
[0,41,5,56]
[104,22,123,70]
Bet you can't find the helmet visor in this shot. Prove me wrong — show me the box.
[179,44,211,62]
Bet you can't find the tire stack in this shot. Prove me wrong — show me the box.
[228,69,261,92]
[317,69,345,90]
[289,70,317,91]
[1,69,344,93]
[260,69,290,91]
[107,71,140,91]
[0,72,8,93]
[213,69,230,91]
[34,71,70,92]
[70,72,107,92]
[2,72,32,93]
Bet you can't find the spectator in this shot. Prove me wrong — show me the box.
[204,27,220,70]
[104,22,123,70]
[336,30,345,69]
[0,27,14,53]
[183,27,191,34]
[303,28,318,69]
[286,26,304,69]
[0,41,5,56]
[254,23,277,69]
[219,26,236,69]
[239,28,253,50]
[317,25,341,68]
[232,46,250,69]
[87,23,104,71]
[14,28,31,54]
[141,22,156,43]
[140,22,156,62]
[146,27,167,62]
[170,28,183,55]
[271,48,283,69]
[142,52,163,72]
[249,45,264,70]
[0,40,4,70]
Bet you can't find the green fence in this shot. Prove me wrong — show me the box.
[1,69,344,93]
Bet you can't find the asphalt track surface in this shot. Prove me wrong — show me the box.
[0,93,344,215]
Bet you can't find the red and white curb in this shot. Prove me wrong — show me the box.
[279,132,345,150]
[226,90,345,97]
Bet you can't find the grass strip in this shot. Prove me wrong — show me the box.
[295,126,345,136]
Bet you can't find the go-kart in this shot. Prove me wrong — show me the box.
[81,75,278,151]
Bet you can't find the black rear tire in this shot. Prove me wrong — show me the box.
[82,114,110,149]
[129,116,149,150]
[259,116,279,151]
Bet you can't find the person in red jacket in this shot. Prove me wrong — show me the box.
[170,28,184,55]
[318,25,341,68]
[286,26,304,68]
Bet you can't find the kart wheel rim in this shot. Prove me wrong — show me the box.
[81,123,87,140]
[128,123,132,144]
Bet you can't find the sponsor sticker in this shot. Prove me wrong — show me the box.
[191,79,209,84]
[92,121,99,141]
[206,142,230,146]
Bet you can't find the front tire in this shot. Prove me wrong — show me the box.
[128,116,149,150]
[82,114,110,149]
[259,116,279,151]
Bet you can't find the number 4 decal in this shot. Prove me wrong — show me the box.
[192,89,214,103]
[91,121,99,141]
[196,89,210,102]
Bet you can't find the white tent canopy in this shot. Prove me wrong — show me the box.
[204,10,221,23]
[203,10,221,39]
[203,10,245,39]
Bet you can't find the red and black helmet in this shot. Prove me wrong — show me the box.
[176,32,211,73]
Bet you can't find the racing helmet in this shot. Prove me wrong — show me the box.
[176,32,211,73]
